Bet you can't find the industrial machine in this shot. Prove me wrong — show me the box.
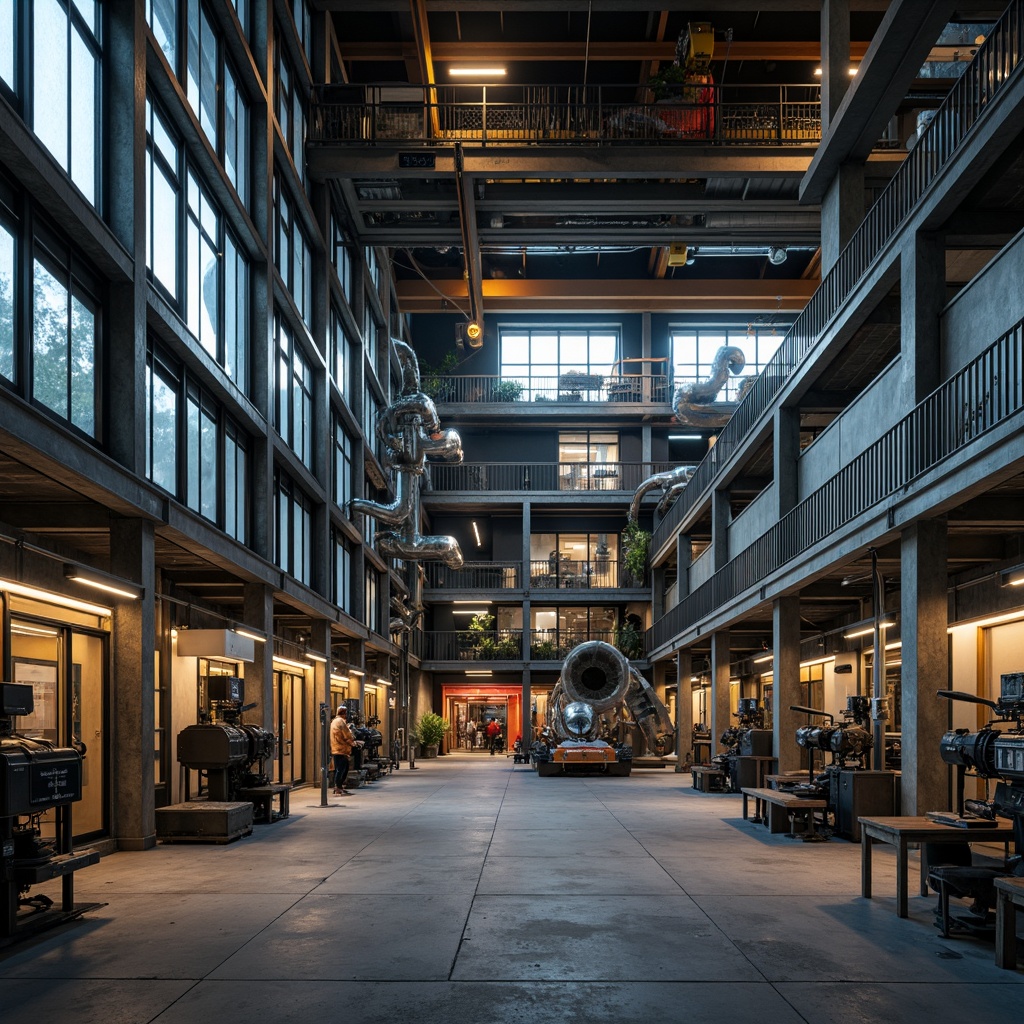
[157,677,277,841]
[712,698,773,792]
[532,640,674,777]
[0,682,99,943]
[787,696,896,840]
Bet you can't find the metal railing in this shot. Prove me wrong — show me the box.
[648,316,1024,650]
[416,629,525,662]
[528,630,621,660]
[423,561,521,590]
[422,374,672,405]
[309,82,823,147]
[427,461,674,493]
[653,1,1024,550]
[528,559,622,589]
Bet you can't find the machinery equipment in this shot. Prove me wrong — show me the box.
[712,698,772,792]
[0,682,99,943]
[532,640,674,777]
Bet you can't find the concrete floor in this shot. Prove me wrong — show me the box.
[2,754,1022,1023]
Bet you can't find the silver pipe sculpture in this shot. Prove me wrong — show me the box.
[671,344,745,427]
[627,465,696,524]
[350,339,465,570]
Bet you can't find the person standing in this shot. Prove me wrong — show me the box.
[330,706,362,795]
[486,717,502,755]
[466,719,477,750]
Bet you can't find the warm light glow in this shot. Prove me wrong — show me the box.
[64,564,141,600]
[455,600,492,605]
[669,434,702,440]
[349,668,365,677]
[273,655,312,671]
[843,620,894,640]
[753,653,773,664]
[472,521,482,547]
[465,320,483,340]
[465,670,493,676]
[171,628,179,639]
[800,655,836,668]
[376,677,392,687]
[949,610,1024,631]
[0,578,111,617]
[449,67,506,78]
[453,609,490,615]
[331,673,350,684]
[306,652,328,664]
[234,628,267,643]
[885,640,902,651]
[813,66,858,76]
[11,623,60,637]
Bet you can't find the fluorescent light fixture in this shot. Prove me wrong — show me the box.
[449,67,506,77]
[348,668,365,677]
[453,609,489,615]
[63,564,141,600]
[800,655,836,668]
[1000,565,1024,587]
[454,600,492,605]
[376,677,392,687]
[273,655,312,671]
[948,609,1024,631]
[465,670,493,676]
[885,640,902,651]
[233,628,266,643]
[753,653,773,664]
[669,434,702,440]
[843,620,894,640]
[306,652,328,664]
[813,66,858,76]
[331,673,350,684]
[0,577,112,617]
[472,521,482,547]
[11,623,60,637]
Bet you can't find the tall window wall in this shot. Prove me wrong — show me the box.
[274,28,306,183]
[499,326,619,400]
[274,177,312,328]
[275,314,313,469]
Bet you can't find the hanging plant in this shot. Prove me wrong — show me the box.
[622,522,652,585]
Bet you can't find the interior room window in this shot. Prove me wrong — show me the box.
[499,326,618,400]
[275,315,312,468]
[274,177,312,326]
[0,218,15,382]
[145,352,178,493]
[670,324,787,402]
[274,32,305,179]
[33,0,101,207]
[530,606,617,651]
[529,532,618,588]
[557,431,620,490]
[32,242,97,437]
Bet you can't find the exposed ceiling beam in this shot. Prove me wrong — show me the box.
[396,277,816,312]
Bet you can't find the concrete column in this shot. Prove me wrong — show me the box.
[900,519,949,814]
[711,489,729,571]
[676,533,691,600]
[521,501,531,659]
[821,0,851,135]
[901,231,946,405]
[772,595,803,774]
[243,582,275,732]
[309,618,332,798]
[675,649,693,769]
[710,631,731,754]
[774,406,800,517]
[820,163,864,274]
[109,518,156,850]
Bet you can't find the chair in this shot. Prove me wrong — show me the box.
[924,842,1007,938]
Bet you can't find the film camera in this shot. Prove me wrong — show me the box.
[0,682,98,942]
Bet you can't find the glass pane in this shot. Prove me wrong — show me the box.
[200,403,217,520]
[199,6,217,141]
[152,164,178,296]
[501,334,529,363]
[149,0,177,68]
[0,0,14,88]
[34,0,69,173]
[560,334,587,364]
[0,224,14,381]
[151,365,177,492]
[71,630,106,835]
[199,232,218,353]
[33,260,69,418]
[186,0,200,119]
[69,292,95,435]
[70,23,97,204]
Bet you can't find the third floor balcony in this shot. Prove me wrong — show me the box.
[426,461,673,496]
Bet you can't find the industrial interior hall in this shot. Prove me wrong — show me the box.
[1,0,1024,1021]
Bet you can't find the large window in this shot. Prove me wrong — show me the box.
[32,238,97,437]
[146,99,180,300]
[274,32,305,179]
[275,469,311,585]
[557,431,620,491]
[223,419,247,543]
[332,527,351,613]
[1,2,16,90]
[499,326,618,400]
[275,315,312,468]
[146,352,178,494]
[0,216,14,382]
[330,306,350,398]
[670,324,786,403]
[332,414,352,511]
[530,532,618,589]
[32,0,101,206]
[274,178,312,327]
[530,606,617,656]
[185,382,218,522]
[330,215,352,300]
[365,566,380,634]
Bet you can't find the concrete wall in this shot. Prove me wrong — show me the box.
[727,485,775,554]
[689,544,714,590]
[799,359,902,493]
[941,227,1024,374]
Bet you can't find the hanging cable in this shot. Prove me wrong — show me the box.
[582,1,592,89]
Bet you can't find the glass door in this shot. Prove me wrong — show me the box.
[273,669,306,784]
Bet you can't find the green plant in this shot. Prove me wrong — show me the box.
[615,619,644,660]
[419,350,459,401]
[530,639,558,660]
[415,711,449,747]
[646,63,690,100]
[622,522,651,585]
[490,379,523,402]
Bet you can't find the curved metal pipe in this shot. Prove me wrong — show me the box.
[392,338,422,394]
[420,427,463,462]
[624,665,676,754]
[376,532,465,569]
[628,466,695,524]
[671,345,745,426]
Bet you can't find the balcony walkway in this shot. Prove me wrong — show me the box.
[3,758,1021,1024]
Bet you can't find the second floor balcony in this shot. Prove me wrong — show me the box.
[426,461,673,495]
[422,559,638,593]
[415,629,642,663]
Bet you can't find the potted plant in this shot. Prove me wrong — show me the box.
[419,350,459,401]
[621,522,651,587]
[415,711,448,758]
[530,638,558,660]
[615,619,644,660]
[490,379,523,402]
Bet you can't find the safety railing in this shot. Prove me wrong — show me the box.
[426,461,674,494]
[528,630,622,660]
[309,82,822,147]
[422,561,521,590]
[648,316,1024,650]
[422,373,672,405]
[528,559,622,590]
[416,630,525,662]
[653,1,1024,550]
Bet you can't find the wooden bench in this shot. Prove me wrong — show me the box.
[238,783,290,823]
[995,876,1024,969]
[741,787,828,837]
[691,765,727,793]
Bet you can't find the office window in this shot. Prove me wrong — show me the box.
[274,178,312,326]
[228,0,248,39]
[33,0,101,206]
[530,606,617,651]
[145,352,178,494]
[670,325,786,402]
[332,415,352,511]
[330,216,352,299]
[362,390,379,462]
[291,0,312,65]
[223,61,248,205]
[223,234,247,387]
[332,528,351,612]
[0,219,14,381]
[185,382,218,522]
[146,98,180,301]
[186,0,217,141]
[363,300,378,372]
[274,34,305,178]
[530,532,618,589]
[275,470,312,585]
[365,567,380,634]
[557,431,620,490]
[32,243,97,437]
[330,307,350,397]
[224,419,247,543]
[499,326,618,400]
[275,315,312,467]
[186,171,219,356]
